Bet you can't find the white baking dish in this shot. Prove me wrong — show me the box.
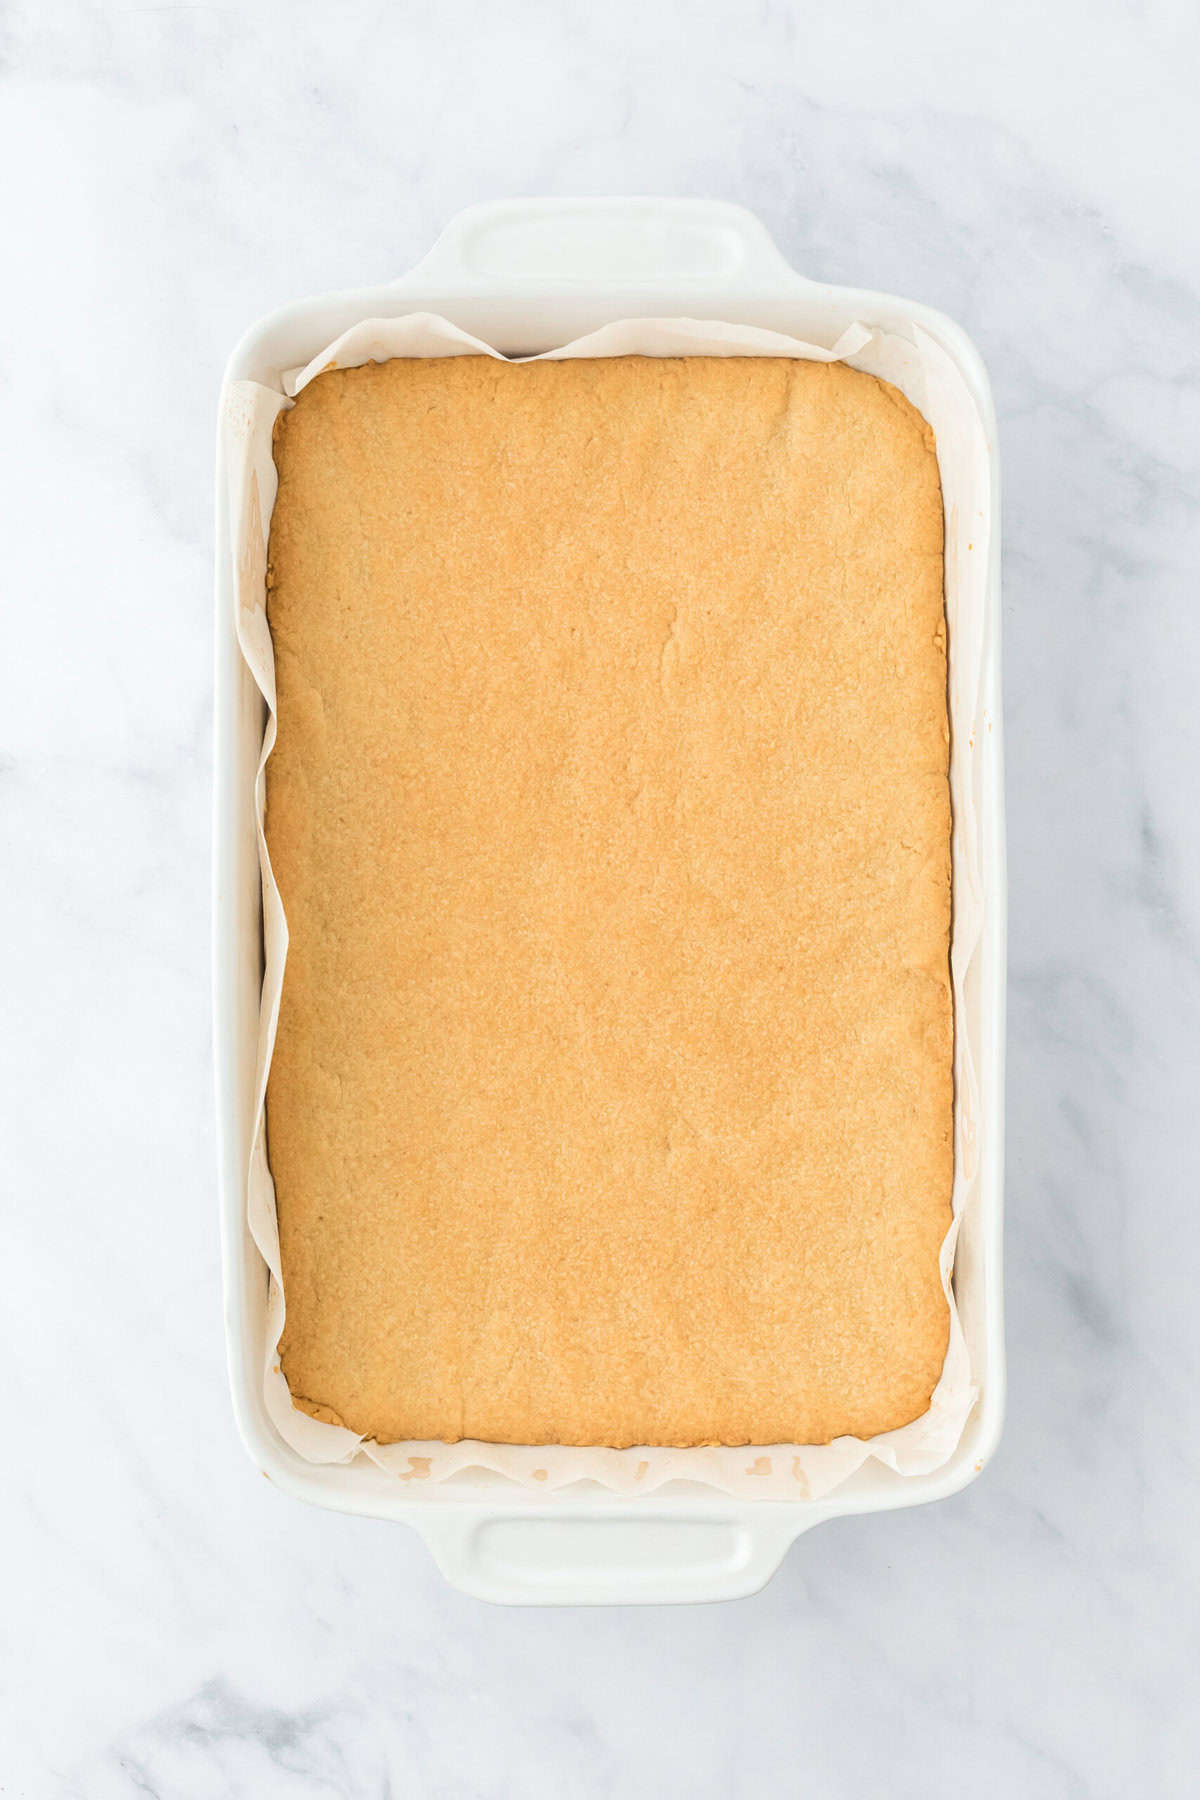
[213,198,1005,1605]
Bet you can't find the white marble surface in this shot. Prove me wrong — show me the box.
[4,1,1199,1793]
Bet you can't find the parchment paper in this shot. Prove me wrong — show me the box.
[223,311,988,1501]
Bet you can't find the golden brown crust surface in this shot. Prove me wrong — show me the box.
[265,354,951,1447]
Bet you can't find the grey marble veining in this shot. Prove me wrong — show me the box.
[3,1,1199,1794]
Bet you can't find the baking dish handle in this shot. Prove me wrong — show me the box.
[415,1510,806,1606]
[403,197,803,291]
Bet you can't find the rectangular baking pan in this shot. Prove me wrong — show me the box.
[214,197,1005,1605]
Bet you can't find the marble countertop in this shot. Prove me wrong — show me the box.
[5,2,1198,1794]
